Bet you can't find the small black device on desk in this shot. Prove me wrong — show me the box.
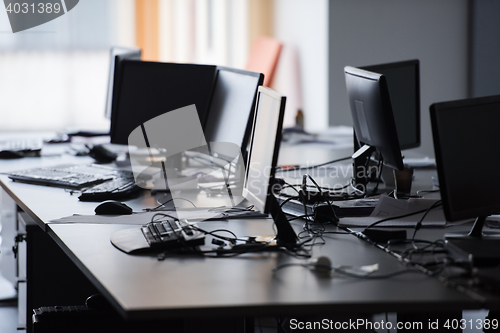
[87,144,118,163]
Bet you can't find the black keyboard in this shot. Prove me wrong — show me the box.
[79,175,141,201]
[141,219,205,250]
[0,138,43,158]
[8,165,118,189]
[9,164,146,201]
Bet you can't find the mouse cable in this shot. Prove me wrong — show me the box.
[150,212,179,222]
[145,197,197,212]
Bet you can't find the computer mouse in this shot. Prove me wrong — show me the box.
[94,200,133,215]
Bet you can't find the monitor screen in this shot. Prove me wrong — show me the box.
[362,60,420,150]
[242,86,297,247]
[344,66,404,171]
[431,94,500,222]
[110,61,216,145]
[243,86,286,214]
[204,67,263,158]
[105,47,141,119]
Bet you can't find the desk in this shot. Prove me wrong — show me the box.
[47,222,480,319]
[0,142,492,332]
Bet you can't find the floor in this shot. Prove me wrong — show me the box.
[0,299,18,333]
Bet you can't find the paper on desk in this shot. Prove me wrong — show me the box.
[339,195,447,227]
[49,208,267,225]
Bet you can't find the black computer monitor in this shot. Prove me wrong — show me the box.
[362,59,420,150]
[344,66,404,190]
[110,61,217,145]
[204,67,264,162]
[105,47,141,119]
[431,95,500,233]
[243,86,297,248]
[431,95,500,266]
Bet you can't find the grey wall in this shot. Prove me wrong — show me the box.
[328,0,469,157]
[470,0,500,97]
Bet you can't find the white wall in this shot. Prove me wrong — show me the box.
[273,0,329,131]
[328,0,469,157]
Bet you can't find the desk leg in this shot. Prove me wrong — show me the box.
[26,222,99,333]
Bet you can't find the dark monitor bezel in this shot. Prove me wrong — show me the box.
[205,66,264,162]
[431,94,500,222]
[106,47,142,119]
[361,59,421,150]
[109,60,217,145]
[344,66,404,171]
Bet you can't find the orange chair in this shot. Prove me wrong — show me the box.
[245,36,283,87]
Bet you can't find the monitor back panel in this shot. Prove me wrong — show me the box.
[110,61,216,145]
[344,66,403,170]
[362,60,420,150]
[204,67,263,156]
[431,94,500,222]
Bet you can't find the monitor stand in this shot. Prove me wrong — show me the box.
[352,140,413,198]
[352,144,399,196]
[352,143,375,193]
[268,194,298,249]
[229,194,299,253]
[445,216,500,267]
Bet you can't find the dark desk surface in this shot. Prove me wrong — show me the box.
[0,141,491,321]
[48,221,481,320]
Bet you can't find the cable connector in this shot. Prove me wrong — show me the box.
[212,239,226,247]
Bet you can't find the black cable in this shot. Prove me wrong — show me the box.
[283,181,311,222]
[272,262,421,280]
[305,174,340,223]
[151,212,179,221]
[370,154,383,195]
[276,156,351,172]
[284,183,351,194]
[286,214,314,222]
[364,207,431,230]
[146,197,197,211]
[411,200,442,242]
[279,196,300,208]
